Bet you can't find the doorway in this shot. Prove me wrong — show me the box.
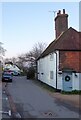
[62,71,72,91]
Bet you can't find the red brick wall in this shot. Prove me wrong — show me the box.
[59,51,81,72]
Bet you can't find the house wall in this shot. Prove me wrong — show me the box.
[79,73,81,90]
[59,51,81,91]
[37,51,81,91]
[59,51,81,72]
[57,73,62,90]
[56,51,62,90]
[57,72,81,91]
[37,51,62,90]
[72,73,81,90]
[37,53,57,88]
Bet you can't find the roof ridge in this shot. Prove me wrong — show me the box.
[37,27,80,60]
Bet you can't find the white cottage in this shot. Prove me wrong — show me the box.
[37,9,81,91]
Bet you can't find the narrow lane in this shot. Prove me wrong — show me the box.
[7,76,80,118]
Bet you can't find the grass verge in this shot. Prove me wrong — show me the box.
[61,90,81,95]
[32,79,57,93]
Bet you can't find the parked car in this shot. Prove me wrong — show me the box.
[2,71,13,82]
[11,70,20,76]
[3,69,20,76]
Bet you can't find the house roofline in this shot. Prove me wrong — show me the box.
[37,27,80,61]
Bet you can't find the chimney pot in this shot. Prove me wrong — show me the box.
[63,9,65,14]
[58,10,61,14]
[57,10,61,15]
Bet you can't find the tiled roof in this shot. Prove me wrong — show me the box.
[37,27,81,60]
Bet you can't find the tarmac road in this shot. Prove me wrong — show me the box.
[3,76,80,119]
[2,82,12,119]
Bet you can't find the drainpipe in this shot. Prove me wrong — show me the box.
[54,51,58,91]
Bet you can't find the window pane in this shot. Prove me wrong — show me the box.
[50,71,53,79]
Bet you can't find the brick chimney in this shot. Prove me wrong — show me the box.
[55,9,68,38]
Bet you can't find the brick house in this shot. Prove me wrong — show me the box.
[37,9,81,91]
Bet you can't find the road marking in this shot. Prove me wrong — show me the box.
[0,97,8,100]
[0,110,11,116]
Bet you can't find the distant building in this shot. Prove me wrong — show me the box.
[37,9,81,91]
[3,63,21,75]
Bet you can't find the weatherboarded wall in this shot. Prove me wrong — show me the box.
[37,53,56,88]
[37,51,62,90]
[37,51,81,91]
[72,73,81,90]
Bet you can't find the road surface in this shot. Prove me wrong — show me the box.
[3,76,80,119]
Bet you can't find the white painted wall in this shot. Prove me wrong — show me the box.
[37,51,62,89]
[57,73,62,90]
[56,51,62,90]
[37,51,81,91]
[72,73,81,90]
[37,53,56,88]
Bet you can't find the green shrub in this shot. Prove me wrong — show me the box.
[27,67,35,79]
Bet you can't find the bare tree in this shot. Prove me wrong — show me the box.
[25,42,47,79]
[32,42,47,59]
[0,42,6,56]
[3,42,47,77]
[16,42,47,69]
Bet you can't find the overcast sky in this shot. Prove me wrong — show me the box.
[0,1,79,58]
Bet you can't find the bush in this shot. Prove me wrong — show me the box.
[26,67,35,79]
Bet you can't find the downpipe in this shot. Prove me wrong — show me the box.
[54,51,58,92]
